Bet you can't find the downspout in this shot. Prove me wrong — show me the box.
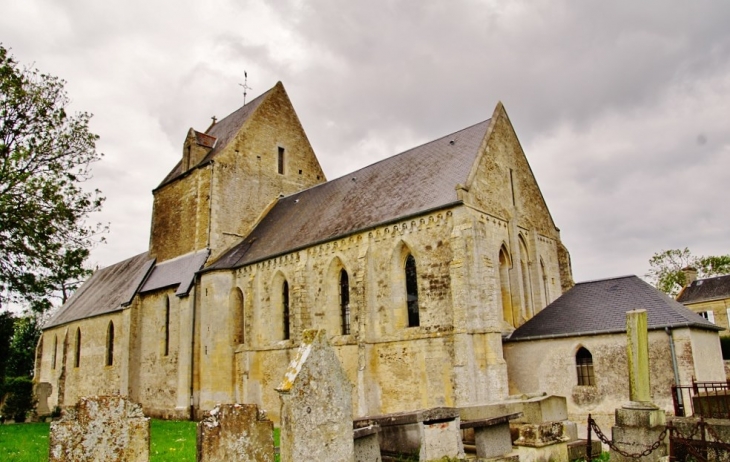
[666,327,683,409]
[189,275,198,421]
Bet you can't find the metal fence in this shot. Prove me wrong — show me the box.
[672,379,730,418]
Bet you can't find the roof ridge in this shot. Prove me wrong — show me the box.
[275,119,492,201]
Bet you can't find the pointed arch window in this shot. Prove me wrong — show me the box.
[576,347,595,386]
[74,328,81,368]
[339,269,350,335]
[232,288,245,344]
[106,321,115,366]
[52,335,58,370]
[518,235,534,319]
[164,297,170,356]
[405,254,420,327]
[540,259,549,308]
[283,280,290,340]
[499,246,514,327]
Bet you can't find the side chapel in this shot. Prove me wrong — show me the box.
[35,82,574,421]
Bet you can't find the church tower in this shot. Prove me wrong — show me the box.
[148,82,326,263]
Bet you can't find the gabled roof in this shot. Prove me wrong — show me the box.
[207,119,492,270]
[158,87,272,186]
[45,252,155,329]
[507,275,721,342]
[677,274,730,305]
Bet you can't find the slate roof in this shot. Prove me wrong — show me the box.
[140,249,209,296]
[159,88,271,186]
[506,275,721,342]
[677,274,730,305]
[45,252,155,328]
[207,119,492,270]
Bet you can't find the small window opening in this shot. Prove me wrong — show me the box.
[405,254,420,327]
[164,297,170,356]
[283,280,290,340]
[278,147,285,174]
[340,270,351,335]
[74,328,81,368]
[576,347,595,386]
[106,322,115,366]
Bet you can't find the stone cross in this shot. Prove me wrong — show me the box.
[625,309,656,409]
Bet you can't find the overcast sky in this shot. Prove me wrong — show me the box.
[2,0,729,285]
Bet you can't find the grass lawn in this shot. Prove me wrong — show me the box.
[0,420,280,461]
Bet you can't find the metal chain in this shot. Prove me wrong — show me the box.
[589,417,668,459]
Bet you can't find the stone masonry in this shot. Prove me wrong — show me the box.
[197,403,274,462]
[49,395,149,462]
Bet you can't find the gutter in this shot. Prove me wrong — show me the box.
[505,322,722,343]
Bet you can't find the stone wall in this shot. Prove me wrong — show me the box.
[36,312,126,408]
[503,327,726,435]
[682,297,730,332]
[197,200,566,422]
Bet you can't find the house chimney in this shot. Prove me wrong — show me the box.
[682,266,698,286]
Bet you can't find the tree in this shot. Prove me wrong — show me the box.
[0,45,105,312]
[645,248,730,297]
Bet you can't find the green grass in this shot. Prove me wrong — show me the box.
[0,422,49,462]
[150,420,197,462]
[0,420,279,461]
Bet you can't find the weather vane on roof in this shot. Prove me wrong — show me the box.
[239,71,252,105]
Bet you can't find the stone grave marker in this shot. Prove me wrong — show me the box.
[49,395,149,462]
[276,329,354,462]
[197,403,274,462]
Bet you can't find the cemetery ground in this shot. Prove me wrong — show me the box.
[0,420,282,461]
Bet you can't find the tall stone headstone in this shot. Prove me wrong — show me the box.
[49,395,150,462]
[276,329,354,462]
[626,309,654,408]
[197,403,274,462]
[610,310,667,462]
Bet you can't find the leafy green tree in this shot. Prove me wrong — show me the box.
[645,248,730,297]
[6,315,41,378]
[0,44,106,312]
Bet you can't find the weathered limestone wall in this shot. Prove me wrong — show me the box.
[37,312,126,409]
[129,288,194,419]
[503,330,703,434]
[149,165,212,263]
[197,201,567,422]
[208,83,325,261]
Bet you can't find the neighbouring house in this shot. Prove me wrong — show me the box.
[503,275,725,433]
[677,272,730,332]
[34,81,574,422]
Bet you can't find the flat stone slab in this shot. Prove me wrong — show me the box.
[354,406,459,428]
[461,412,523,429]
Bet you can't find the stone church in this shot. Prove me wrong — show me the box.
[35,82,574,422]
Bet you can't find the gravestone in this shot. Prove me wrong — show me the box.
[34,382,52,417]
[197,403,274,462]
[610,310,667,462]
[276,329,354,462]
[49,395,149,462]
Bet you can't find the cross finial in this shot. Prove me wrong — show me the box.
[239,71,252,105]
[211,116,217,124]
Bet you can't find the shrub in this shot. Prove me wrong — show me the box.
[1,377,36,422]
